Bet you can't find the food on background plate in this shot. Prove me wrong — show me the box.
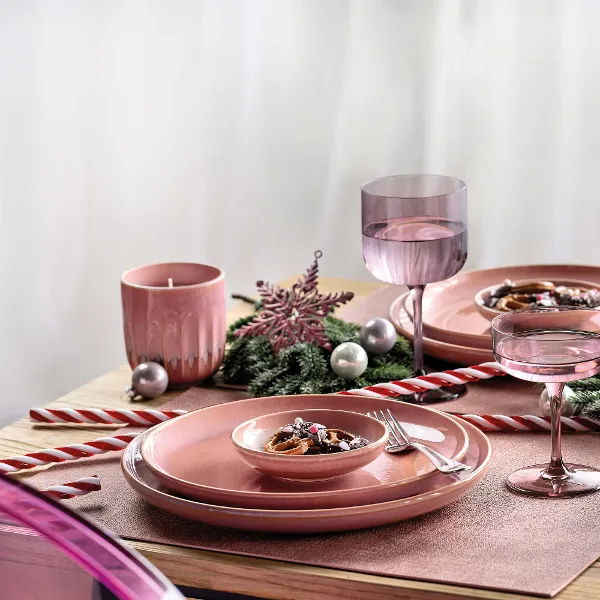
[263,417,369,455]
[484,280,600,312]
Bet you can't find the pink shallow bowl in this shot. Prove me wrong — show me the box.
[474,278,598,322]
[140,394,468,509]
[230,409,387,481]
[123,416,490,534]
[403,264,600,349]
[390,293,494,365]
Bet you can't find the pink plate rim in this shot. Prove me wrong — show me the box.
[405,264,600,345]
[140,395,470,502]
[390,292,494,360]
[124,415,491,518]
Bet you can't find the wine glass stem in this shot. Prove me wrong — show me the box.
[545,381,569,478]
[408,285,425,377]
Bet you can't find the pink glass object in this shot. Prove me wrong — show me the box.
[121,262,226,385]
[492,306,600,497]
[362,174,468,403]
[0,474,183,599]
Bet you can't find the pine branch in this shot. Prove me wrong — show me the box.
[221,298,413,397]
[297,343,329,379]
[323,317,361,346]
[562,376,600,417]
[366,362,412,382]
[569,377,600,392]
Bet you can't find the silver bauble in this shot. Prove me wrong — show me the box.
[359,318,397,354]
[330,342,368,379]
[539,385,578,417]
[126,362,169,400]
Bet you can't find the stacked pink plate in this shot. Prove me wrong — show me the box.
[122,394,492,533]
[389,264,600,366]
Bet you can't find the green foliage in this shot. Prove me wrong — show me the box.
[220,314,413,397]
[568,376,600,418]
[223,305,600,406]
[220,336,273,384]
[532,376,600,418]
[568,377,600,393]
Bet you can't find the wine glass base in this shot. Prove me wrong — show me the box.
[507,463,600,497]
[401,384,467,404]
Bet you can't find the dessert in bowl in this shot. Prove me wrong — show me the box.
[231,409,387,481]
[474,278,600,321]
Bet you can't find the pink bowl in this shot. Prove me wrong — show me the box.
[474,278,599,321]
[231,409,387,481]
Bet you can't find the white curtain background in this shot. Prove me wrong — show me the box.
[0,0,599,423]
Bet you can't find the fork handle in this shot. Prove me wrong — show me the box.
[410,441,467,472]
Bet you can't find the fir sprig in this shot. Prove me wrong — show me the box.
[567,377,600,418]
[220,314,412,397]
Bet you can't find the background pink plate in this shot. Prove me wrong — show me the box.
[141,395,469,509]
[390,293,494,365]
[404,264,600,349]
[123,415,490,534]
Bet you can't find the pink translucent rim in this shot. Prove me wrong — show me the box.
[0,474,182,600]
[361,174,466,199]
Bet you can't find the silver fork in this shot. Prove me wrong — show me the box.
[368,409,471,474]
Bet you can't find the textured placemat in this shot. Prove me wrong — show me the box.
[27,287,600,597]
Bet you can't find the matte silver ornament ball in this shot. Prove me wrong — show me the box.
[359,317,398,355]
[125,362,169,400]
[330,342,368,379]
[539,385,577,417]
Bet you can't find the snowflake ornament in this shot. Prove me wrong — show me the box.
[234,251,354,353]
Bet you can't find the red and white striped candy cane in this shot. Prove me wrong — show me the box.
[454,414,600,433]
[338,362,505,398]
[30,407,187,426]
[41,476,101,500]
[0,433,138,474]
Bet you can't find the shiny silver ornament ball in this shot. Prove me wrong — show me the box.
[359,318,398,355]
[125,362,169,400]
[539,385,577,417]
[330,342,368,380]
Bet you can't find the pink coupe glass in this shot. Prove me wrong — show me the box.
[492,306,600,497]
[361,174,468,403]
[0,474,184,599]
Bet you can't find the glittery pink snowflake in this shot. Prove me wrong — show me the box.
[234,251,354,353]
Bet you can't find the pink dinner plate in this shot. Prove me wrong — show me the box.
[140,395,469,509]
[390,293,494,365]
[123,415,490,534]
[403,265,600,349]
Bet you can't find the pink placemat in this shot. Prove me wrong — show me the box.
[26,287,600,597]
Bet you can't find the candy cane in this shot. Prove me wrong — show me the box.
[453,414,600,433]
[0,433,138,474]
[41,476,101,500]
[30,407,187,426]
[338,361,505,398]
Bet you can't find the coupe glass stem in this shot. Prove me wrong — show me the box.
[408,285,425,377]
[545,381,569,478]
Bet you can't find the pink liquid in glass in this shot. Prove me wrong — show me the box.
[362,217,467,285]
[495,329,600,382]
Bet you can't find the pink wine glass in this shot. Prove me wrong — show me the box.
[361,174,468,403]
[492,306,600,497]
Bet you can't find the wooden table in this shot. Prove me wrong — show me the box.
[2,276,598,600]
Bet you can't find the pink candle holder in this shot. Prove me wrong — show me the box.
[121,262,226,385]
